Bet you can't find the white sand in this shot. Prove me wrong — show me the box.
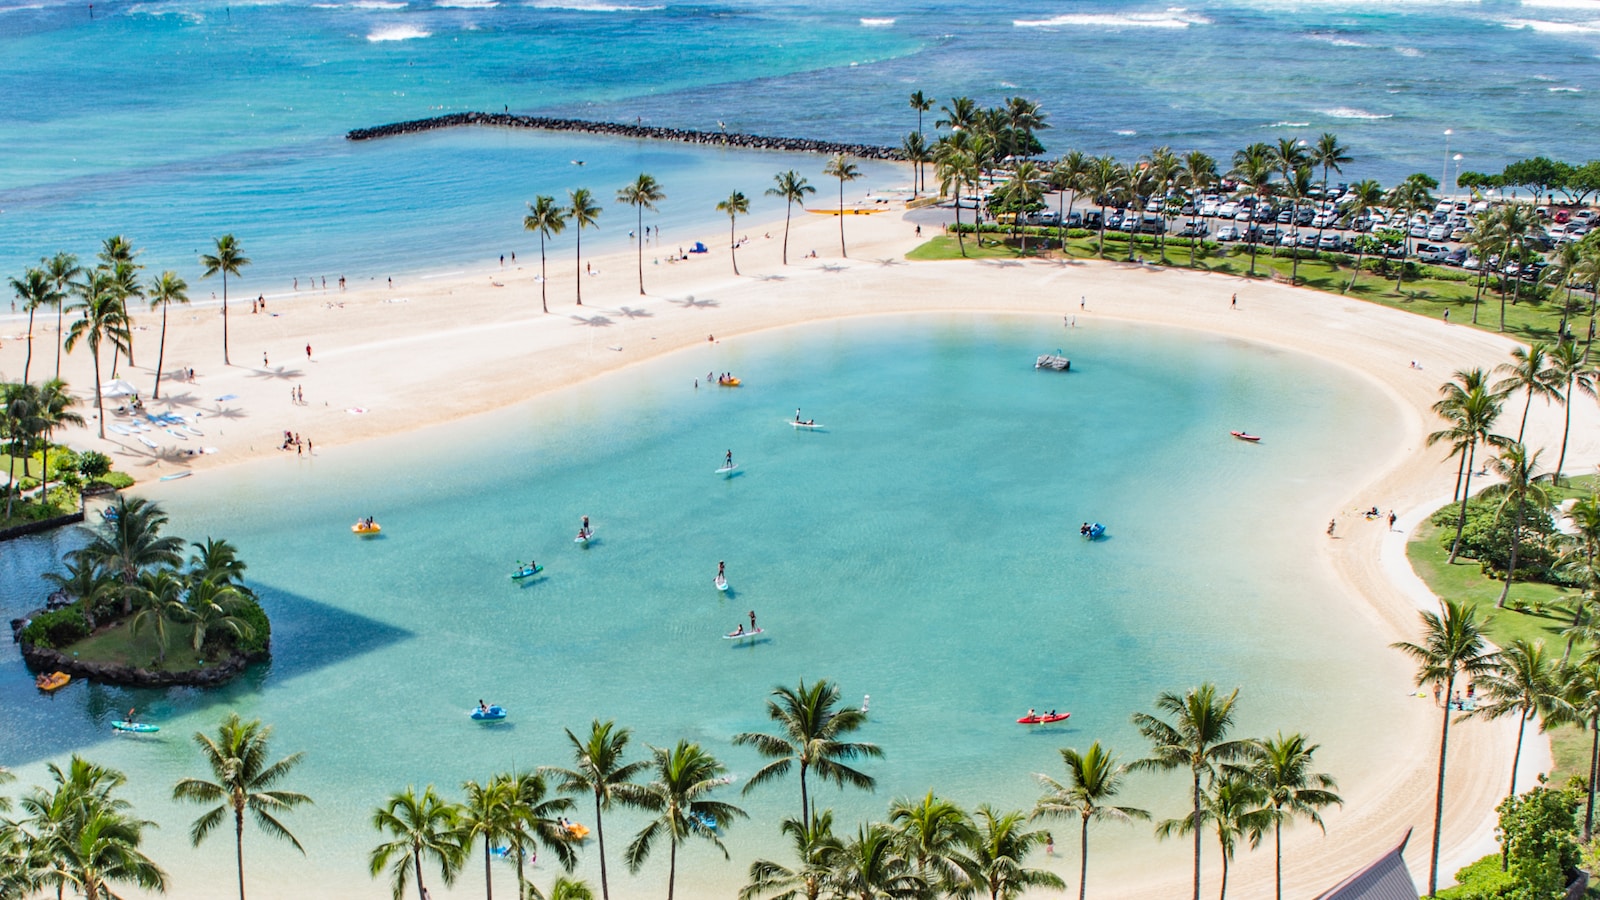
[3,202,1593,898]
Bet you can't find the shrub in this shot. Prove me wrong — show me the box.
[21,606,90,649]
[1436,854,1515,899]
[77,451,112,479]
[91,472,134,491]
[1433,498,1556,577]
[229,599,272,656]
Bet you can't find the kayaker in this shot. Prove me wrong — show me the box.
[1026,708,1036,719]
[127,707,137,726]
[478,700,489,714]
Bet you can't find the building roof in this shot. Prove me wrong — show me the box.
[1315,830,1417,900]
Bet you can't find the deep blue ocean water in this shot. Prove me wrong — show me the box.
[3,0,1599,285]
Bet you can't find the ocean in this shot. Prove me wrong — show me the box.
[2,0,1598,287]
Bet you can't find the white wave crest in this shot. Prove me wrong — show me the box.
[1549,85,1583,91]
[367,23,431,39]
[353,1,409,7]
[0,3,47,11]
[530,0,664,10]
[1265,121,1312,128]
[1319,107,1394,120]
[438,0,497,7]
[1501,17,1600,32]
[1014,11,1209,28]
[1521,0,1600,10]
[859,17,894,26]
[1113,129,1138,135]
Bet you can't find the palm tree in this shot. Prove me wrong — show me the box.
[10,267,62,384]
[1282,168,1315,284]
[1031,742,1148,900]
[199,234,249,366]
[370,785,465,900]
[1052,150,1091,250]
[1385,174,1436,293]
[733,679,881,830]
[935,96,978,134]
[1154,777,1269,900]
[567,189,602,307]
[741,811,843,900]
[1229,143,1276,277]
[189,537,251,590]
[173,713,310,900]
[1433,367,1500,501]
[64,270,131,440]
[1494,342,1565,444]
[935,140,977,257]
[544,720,647,900]
[624,741,746,900]
[1481,443,1554,608]
[1560,656,1600,840]
[828,822,926,900]
[1543,241,1589,338]
[182,578,254,657]
[1392,599,1500,896]
[1340,179,1385,291]
[766,172,816,265]
[1180,151,1218,268]
[104,260,144,375]
[1487,203,1537,330]
[1130,683,1251,900]
[524,196,568,314]
[30,378,83,511]
[129,568,188,665]
[908,90,932,136]
[1083,155,1122,259]
[823,155,862,257]
[901,133,931,199]
[1000,162,1046,253]
[43,251,82,380]
[717,191,750,275]
[1471,640,1563,811]
[538,877,596,900]
[146,271,188,400]
[1427,385,1508,562]
[1244,733,1341,900]
[962,806,1064,900]
[80,495,185,611]
[887,792,974,893]
[56,807,168,900]
[616,174,665,295]
[501,771,579,900]
[459,778,519,900]
[1546,341,1595,484]
[1308,133,1351,260]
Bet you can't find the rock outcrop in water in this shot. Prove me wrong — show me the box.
[347,112,904,160]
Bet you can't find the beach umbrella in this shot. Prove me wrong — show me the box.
[101,379,139,397]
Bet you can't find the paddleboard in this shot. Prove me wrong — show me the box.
[787,421,824,429]
[723,627,765,640]
[574,532,593,544]
[715,464,738,475]
[714,575,728,592]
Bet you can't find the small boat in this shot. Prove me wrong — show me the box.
[787,420,824,429]
[718,377,742,387]
[159,471,191,481]
[471,705,508,721]
[1082,523,1105,540]
[574,530,594,544]
[1230,431,1261,443]
[112,721,160,733]
[714,574,729,592]
[723,627,765,641]
[564,822,591,840]
[36,672,71,692]
[1016,712,1071,725]
[511,564,543,580]
[715,463,739,475]
[353,521,382,535]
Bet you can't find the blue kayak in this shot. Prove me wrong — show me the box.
[511,565,543,580]
[1083,523,1105,540]
[470,705,507,721]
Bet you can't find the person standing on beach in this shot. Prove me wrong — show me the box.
[1231,293,1237,308]
[263,352,269,367]
[306,343,312,360]
[1388,510,1397,529]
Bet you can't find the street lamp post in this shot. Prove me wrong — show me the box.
[1452,154,1463,198]
[1442,129,1453,199]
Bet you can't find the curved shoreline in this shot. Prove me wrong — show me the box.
[346,111,904,160]
[2,205,1590,897]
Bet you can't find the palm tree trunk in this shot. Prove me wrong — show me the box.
[92,343,105,440]
[1427,674,1455,897]
[1558,377,1575,484]
[415,855,428,900]
[23,307,35,383]
[55,304,64,379]
[667,836,678,900]
[484,839,494,900]
[539,235,549,314]
[1218,841,1229,900]
[1586,714,1599,841]
[515,835,527,900]
[730,217,739,276]
[1449,441,1477,563]
[576,230,584,306]
[637,205,646,296]
[595,794,611,900]
[222,272,231,365]
[1079,815,1089,900]
[1274,817,1283,900]
[799,763,810,830]
[1452,448,1468,503]
[154,300,168,399]
[1192,767,1203,900]
[1517,386,1533,444]
[782,201,792,265]
[1498,506,1524,607]
[1346,248,1365,293]
[40,437,51,513]
[1508,710,1529,807]
[837,180,846,257]
[954,197,966,257]
[236,810,247,900]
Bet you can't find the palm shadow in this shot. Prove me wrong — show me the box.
[570,315,614,327]
[755,274,788,282]
[871,258,907,267]
[246,367,304,381]
[615,306,654,319]
[819,264,848,273]
[670,296,719,309]
[978,260,1025,268]
[205,406,250,421]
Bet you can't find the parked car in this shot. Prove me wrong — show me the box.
[1445,248,1468,265]
[1083,210,1104,229]
[1409,223,1429,239]
[1218,202,1240,218]
[1427,224,1449,241]
[1298,232,1320,248]
[1177,221,1208,238]
[1216,225,1242,241]
[1319,234,1343,250]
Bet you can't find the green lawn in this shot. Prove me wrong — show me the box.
[64,618,208,673]
[908,232,1583,344]
[1407,513,1592,783]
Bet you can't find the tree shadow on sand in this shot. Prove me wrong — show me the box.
[670,296,719,309]
[819,264,849,273]
[246,367,304,381]
[614,306,654,319]
[570,314,614,327]
[977,259,1025,269]
[869,258,907,268]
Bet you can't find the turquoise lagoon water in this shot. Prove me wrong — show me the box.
[0,315,1417,897]
[6,0,1600,285]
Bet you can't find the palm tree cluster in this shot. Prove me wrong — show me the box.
[1,378,83,520]
[22,495,266,668]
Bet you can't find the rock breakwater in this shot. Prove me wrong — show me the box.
[347,112,904,160]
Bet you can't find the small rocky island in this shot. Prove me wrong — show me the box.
[15,495,271,688]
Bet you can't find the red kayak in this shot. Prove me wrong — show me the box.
[1230,430,1261,442]
[1017,712,1071,725]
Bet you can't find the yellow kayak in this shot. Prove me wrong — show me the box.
[565,823,591,840]
[352,522,382,535]
[36,672,71,692]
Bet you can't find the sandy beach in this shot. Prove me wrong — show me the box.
[3,200,1593,898]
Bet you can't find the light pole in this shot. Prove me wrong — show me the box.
[1452,154,1463,198]
[1441,129,1453,199]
